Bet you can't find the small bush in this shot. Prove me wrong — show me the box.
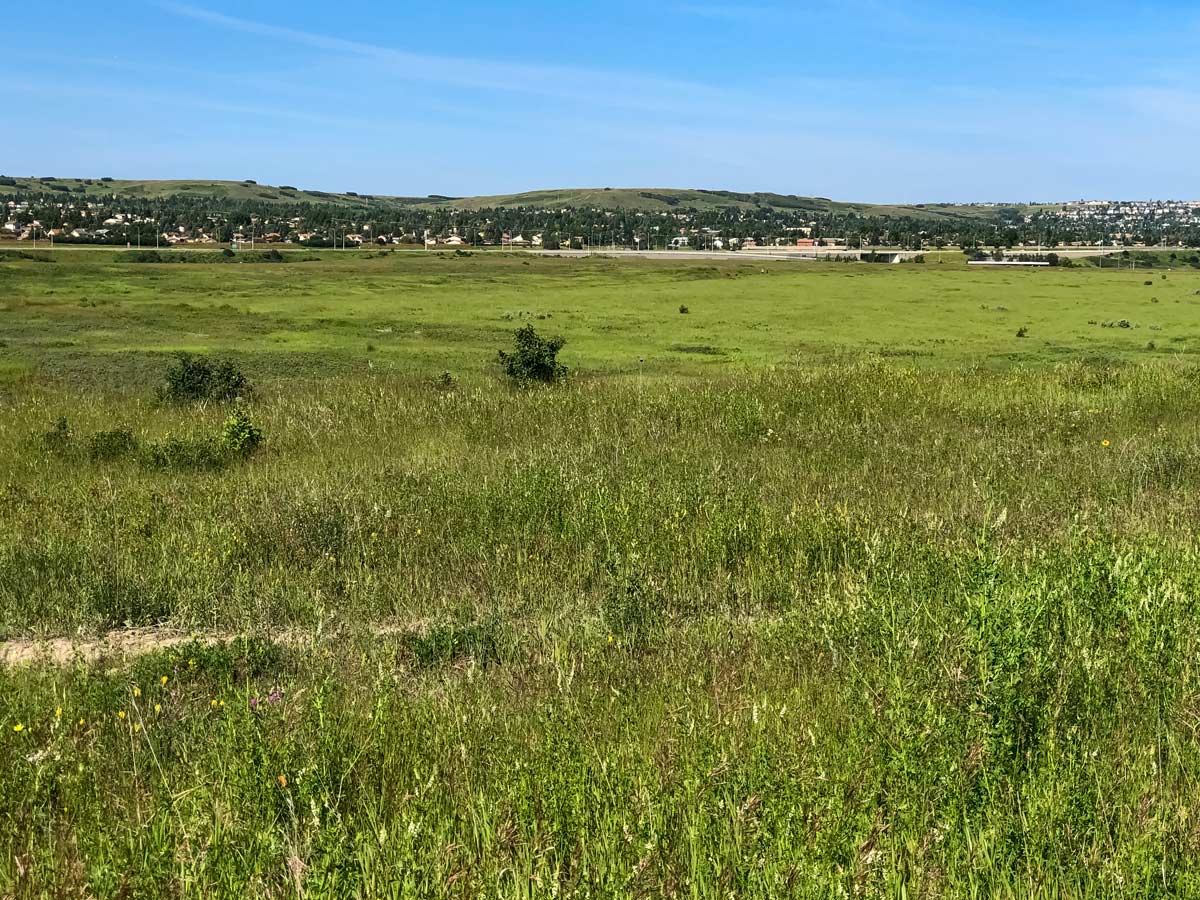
[220,409,263,457]
[88,428,138,461]
[1016,326,1028,338]
[499,325,567,385]
[222,248,235,258]
[1144,280,1154,286]
[434,371,456,390]
[160,353,251,403]
[679,304,690,314]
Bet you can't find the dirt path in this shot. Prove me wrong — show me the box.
[1,628,238,667]
[0,622,427,668]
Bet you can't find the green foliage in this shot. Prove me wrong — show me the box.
[679,303,690,314]
[219,409,263,457]
[126,249,163,263]
[6,254,1200,895]
[159,353,251,403]
[498,324,567,384]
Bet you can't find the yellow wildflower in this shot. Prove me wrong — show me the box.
[13,723,24,733]
[154,704,162,714]
[161,676,169,686]
[133,687,141,698]
[118,710,126,720]
[55,707,62,718]
[134,724,142,733]
[210,699,218,709]
[278,775,288,788]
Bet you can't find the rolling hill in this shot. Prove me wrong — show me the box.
[0,176,1043,220]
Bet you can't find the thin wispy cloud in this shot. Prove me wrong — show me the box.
[160,1,748,116]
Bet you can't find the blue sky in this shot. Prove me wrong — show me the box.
[7,1,1199,202]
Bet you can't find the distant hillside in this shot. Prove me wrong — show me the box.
[0,177,1035,219]
[0,176,423,208]
[404,187,1014,220]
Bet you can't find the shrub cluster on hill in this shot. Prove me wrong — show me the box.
[159,353,252,403]
[499,325,568,384]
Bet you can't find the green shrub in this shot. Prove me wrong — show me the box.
[160,353,251,403]
[498,325,567,384]
[87,428,138,461]
[220,409,263,457]
[679,304,690,314]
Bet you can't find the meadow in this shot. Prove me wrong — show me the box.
[4,249,1200,897]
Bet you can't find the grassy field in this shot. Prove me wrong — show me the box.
[2,248,1197,384]
[5,251,1200,897]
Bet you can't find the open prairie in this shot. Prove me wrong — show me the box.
[5,249,1200,897]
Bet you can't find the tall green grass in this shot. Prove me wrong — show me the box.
[5,361,1200,896]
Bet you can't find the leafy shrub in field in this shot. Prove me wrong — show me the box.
[160,353,252,403]
[220,409,263,457]
[87,428,137,461]
[498,325,567,384]
[679,304,690,314]
[141,411,263,470]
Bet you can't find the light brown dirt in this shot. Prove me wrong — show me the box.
[0,628,232,667]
